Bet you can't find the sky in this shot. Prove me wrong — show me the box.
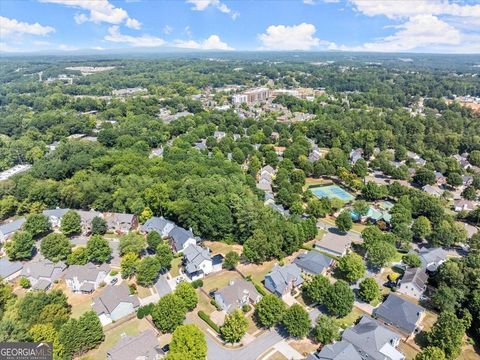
[1,0,479,54]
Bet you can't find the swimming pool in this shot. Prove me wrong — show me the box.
[311,184,355,202]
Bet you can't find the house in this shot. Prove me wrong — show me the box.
[105,213,138,233]
[418,247,447,271]
[454,199,476,212]
[141,216,175,238]
[183,244,213,280]
[76,210,103,234]
[314,232,353,257]
[214,279,262,313]
[308,149,323,162]
[154,275,172,298]
[64,263,110,293]
[0,217,26,243]
[43,208,70,228]
[350,148,363,164]
[462,175,474,187]
[256,178,273,192]
[0,257,23,281]
[259,165,275,177]
[421,185,443,197]
[374,294,425,338]
[167,226,198,253]
[308,340,363,360]
[194,141,208,151]
[92,283,140,326]
[433,172,447,186]
[264,263,303,298]
[398,267,428,300]
[214,131,226,141]
[107,330,163,360]
[293,251,334,276]
[150,147,164,158]
[21,259,66,290]
[342,316,404,360]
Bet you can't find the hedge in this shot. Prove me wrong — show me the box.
[137,303,154,319]
[198,310,220,333]
[253,281,268,297]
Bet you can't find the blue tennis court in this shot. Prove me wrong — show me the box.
[311,185,355,202]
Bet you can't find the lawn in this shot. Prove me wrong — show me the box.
[246,314,260,334]
[398,341,419,360]
[136,285,152,299]
[237,260,276,283]
[334,306,365,329]
[170,257,182,277]
[197,289,216,315]
[81,318,152,360]
[202,271,243,293]
[71,297,94,318]
[203,240,243,256]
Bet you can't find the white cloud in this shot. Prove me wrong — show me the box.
[40,0,141,28]
[126,18,142,30]
[104,25,165,47]
[163,25,173,35]
[58,43,79,51]
[0,16,55,37]
[331,14,479,53]
[258,23,320,50]
[349,0,480,19]
[0,42,20,52]
[174,34,233,50]
[186,0,238,19]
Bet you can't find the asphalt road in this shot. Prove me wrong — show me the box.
[205,328,283,360]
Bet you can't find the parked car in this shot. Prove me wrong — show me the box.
[110,278,118,285]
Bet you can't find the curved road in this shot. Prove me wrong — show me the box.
[205,329,283,360]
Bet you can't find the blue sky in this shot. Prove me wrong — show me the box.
[1,0,479,53]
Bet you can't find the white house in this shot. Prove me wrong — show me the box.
[43,208,70,228]
[141,216,175,238]
[183,244,213,280]
[214,279,262,313]
[398,267,428,300]
[64,263,109,293]
[168,226,198,253]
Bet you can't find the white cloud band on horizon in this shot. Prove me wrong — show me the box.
[105,26,165,47]
[174,35,233,50]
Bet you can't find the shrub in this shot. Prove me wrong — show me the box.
[253,282,268,296]
[137,303,154,319]
[198,311,220,333]
[128,283,137,294]
[242,304,251,313]
[210,300,221,311]
[191,279,204,289]
[20,277,31,288]
[110,270,118,276]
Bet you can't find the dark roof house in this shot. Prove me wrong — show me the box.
[264,263,303,297]
[374,294,425,337]
[293,251,334,275]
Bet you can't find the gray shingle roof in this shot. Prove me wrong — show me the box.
[342,316,402,360]
[0,218,26,236]
[184,244,211,274]
[154,275,172,298]
[264,263,303,296]
[141,216,174,235]
[64,263,109,282]
[293,251,333,275]
[418,247,447,271]
[43,208,70,219]
[107,330,163,360]
[400,267,428,292]
[374,294,424,334]
[0,257,23,278]
[21,259,66,280]
[168,226,197,251]
[216,279,261,310]
[92,283,139,315]
[314,340,363,360]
